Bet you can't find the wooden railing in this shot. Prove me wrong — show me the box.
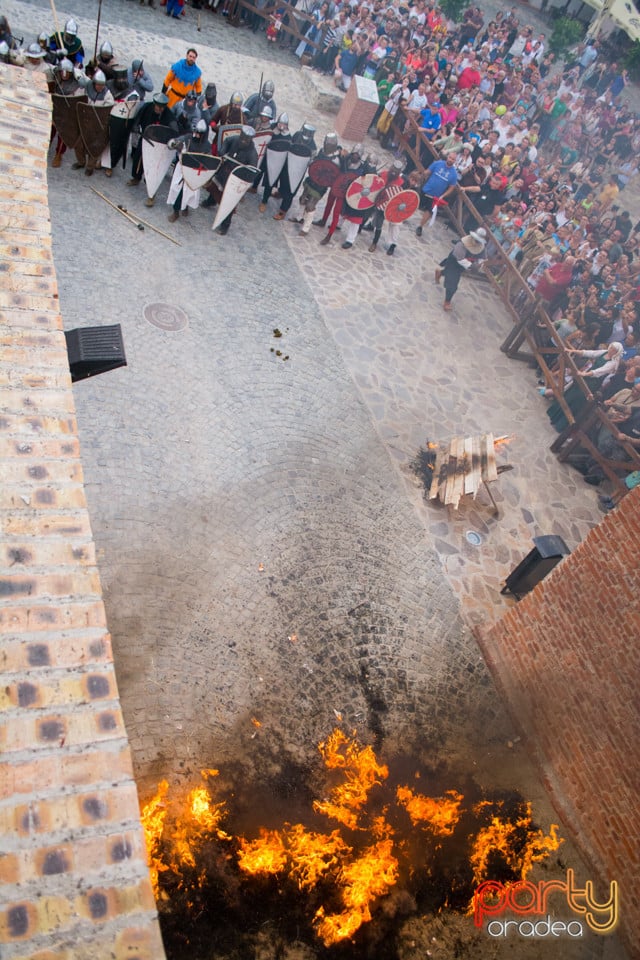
[392,108,640,494]
[226,0,325,51]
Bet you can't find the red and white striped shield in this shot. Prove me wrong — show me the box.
[374,181,404,209]
[212,164,259,230]
[383,189,420,223]
[345,173,386,211]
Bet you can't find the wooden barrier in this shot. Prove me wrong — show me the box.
[392,108,640,494]
[227,0,324,51]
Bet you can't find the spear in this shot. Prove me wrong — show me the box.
[94,0,104,63]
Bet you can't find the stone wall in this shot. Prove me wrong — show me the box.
[477,485,640,959]
[0,65,165,960]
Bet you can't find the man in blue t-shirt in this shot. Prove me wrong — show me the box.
[419,101,442,139]
[415,154,459,235]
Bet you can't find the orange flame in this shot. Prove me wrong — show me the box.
[140,779,169,898]
[142,731,563,950]
[238,823,351,890]
[493,435,514,447]
[313,729,388,830]
[313,838,399,945]
[396,786,463,836]
[140,774,229,895]
[470,801,563,884]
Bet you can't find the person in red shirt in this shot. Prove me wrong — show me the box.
[457,55,482,90]
[535,255,575,305]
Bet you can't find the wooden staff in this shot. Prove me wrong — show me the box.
[89,187,182,245]
[48,0,63,49]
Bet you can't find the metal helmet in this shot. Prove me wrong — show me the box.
[99,40,113,58]
[195,119,207,133]
[301,122,316,139]
[205,83,217,103]
[277,112,289,126]
[26,42,44,58]
[324,131,339,152]
[59,57,74,73]
[64,18,78,37]
[231,91,243,105]
[365,152,379,170]
[153,92,169,106]
[260,105,274,119]
[240,125,256,142]
[262,79,275,99]
[351,142,363,157]
[391,157,405,172]
[38,32,48,45]
[132,58,143,73]
[93,69,106,85]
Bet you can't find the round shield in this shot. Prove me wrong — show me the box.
[345,173,386,211]
[332,171,359,199]
[383,189,420,224]
[307,158,339,188]
[375,181,404,210]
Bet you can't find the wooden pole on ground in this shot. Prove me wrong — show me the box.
[89,187,182,245]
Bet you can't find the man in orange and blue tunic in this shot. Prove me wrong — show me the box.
[162,48,202,109]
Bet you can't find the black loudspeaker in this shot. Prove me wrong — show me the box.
[501,535,570,600]
[65,324,127,383]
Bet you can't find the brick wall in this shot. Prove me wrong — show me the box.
[477,485,640,959]
[0,66,165,960]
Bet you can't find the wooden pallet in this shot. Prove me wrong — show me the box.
[428,433,500,512]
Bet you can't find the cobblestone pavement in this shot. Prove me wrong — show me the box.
[7,3,631,958]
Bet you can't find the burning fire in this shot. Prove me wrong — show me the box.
[140,730,563,952]
[313,728,389,830]
[470,799,562,885]
[396,786,463,836]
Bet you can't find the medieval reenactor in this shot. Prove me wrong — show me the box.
[243,80,277,125]
[93,39,117,81]
[197,84,219,127]
[204,126,259,235]
[162,48,202,109]
[127,92,177,196]
[257,112,291,211]
[50,58,83,169]
[318,144,365,245]
[296,131,342,236]
[166,120,212,221]
[48,18,84,66]
[73,70,114,175]
[272,122,316,220]
[173,90,203,134]
[367,158,405,254]
[209,92,244,156]
[127,60,154,101]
